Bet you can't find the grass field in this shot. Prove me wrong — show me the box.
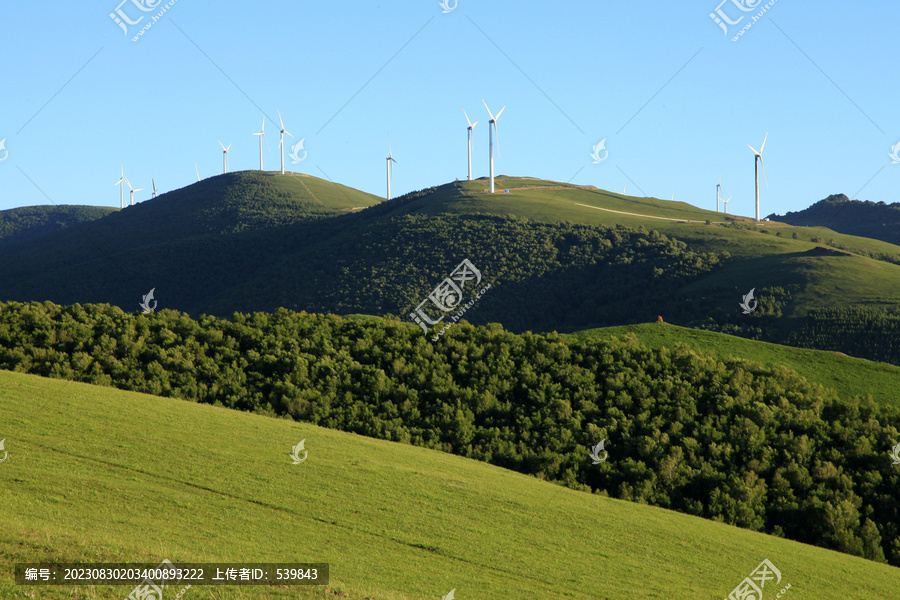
[563,322,900,409]
[1,369,897,600]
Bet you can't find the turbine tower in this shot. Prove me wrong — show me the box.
[277,109,293,175]
[219,141,232,174]
[253,116,269,171]
[114,165,126,209]
[463,108,478,181]
[482,100,505,193]
[386,142,397,201]
[747,133,768,222]
[152,179,158,199]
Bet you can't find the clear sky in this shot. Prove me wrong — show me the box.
[0,1,897,218]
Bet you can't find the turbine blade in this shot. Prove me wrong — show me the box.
[482,99,495,121]
[495,105,506,120]
[284,130,294,138]
[219,140,226,150]
[760,132,768,154]
[278,109,285,131]
[463,108,472,127]
[261,116,266,134]
[760,156,769,188]
[226,144,232,151]
[747,144,760,155]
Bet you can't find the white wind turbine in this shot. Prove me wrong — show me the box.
[114,165,126,209]
[219,141,232,174]
[747,133,769,222]
[152,179,158,198]
[482,99,506,193]
[463,108,478,181]
[386,142,397,201]
[252,116,269,171]
[277,109,294,175]
[125,177,143,206]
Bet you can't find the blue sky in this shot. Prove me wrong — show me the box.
[0,1,897,218]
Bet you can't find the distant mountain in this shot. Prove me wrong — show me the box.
[770,193,900,245]
[0,205,116,249]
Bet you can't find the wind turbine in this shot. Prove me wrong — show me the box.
[253,116,269,171]
[482,99,506,193]
[129,183,144,206]
[277,109,293,175]
[716,178,721,213]
[463,108,478,181]
[151,179,158,198]
[114,165,126,209]
[747,133,768,222]
[722,193,732,214]
[386,142,397,201]
[219,141,232,174]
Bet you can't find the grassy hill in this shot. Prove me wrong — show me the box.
[0,204,116,248]
[1,368,898,599]
[1,173,899,363]
[771,193,900,246]
[564,322,900,408]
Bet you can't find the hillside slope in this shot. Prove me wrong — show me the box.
[0,204,116,248]
[1,369,897,599]
[564,322,900,408]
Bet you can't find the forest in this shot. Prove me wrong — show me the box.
[1,300,898,565]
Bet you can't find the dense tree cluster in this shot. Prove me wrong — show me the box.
[788,307,900,365]
[1,300,898,565]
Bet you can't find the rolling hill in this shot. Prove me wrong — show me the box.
[1,368,898,599]
[1,173,900,364]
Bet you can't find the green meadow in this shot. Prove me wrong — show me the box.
[1,369,897,600]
